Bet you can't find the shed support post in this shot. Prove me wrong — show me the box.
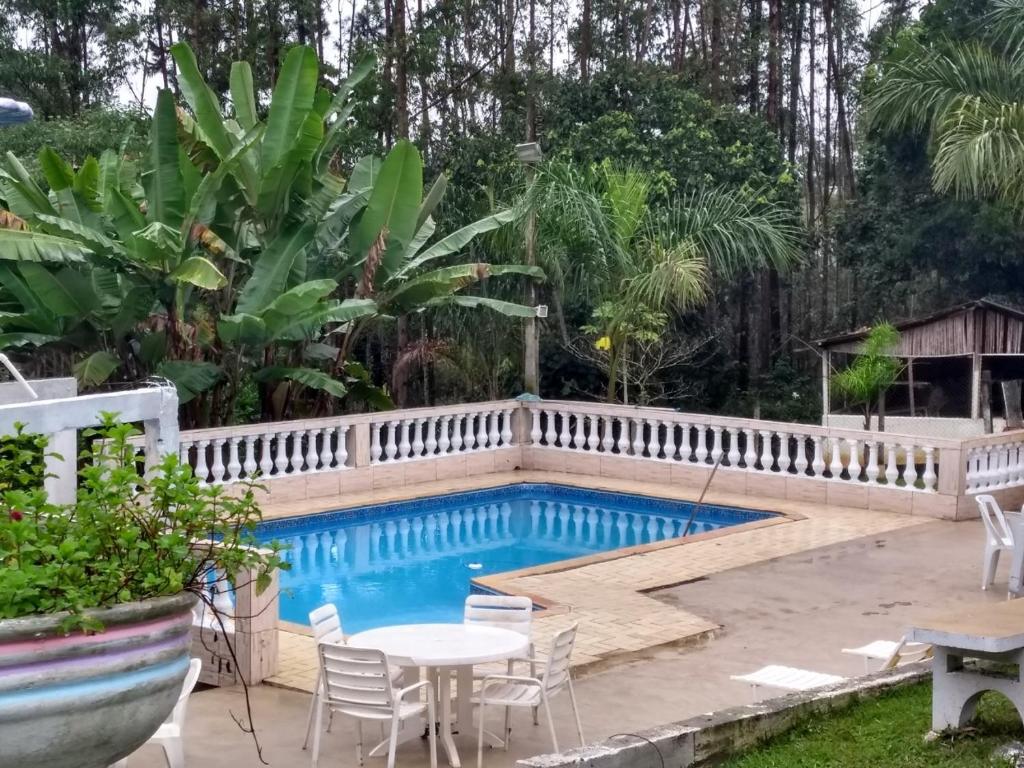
[971,353,982,420]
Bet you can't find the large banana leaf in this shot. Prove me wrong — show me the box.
[0,230,91,264]
[230,62,258,131]
[73,157,102,212]
[33,214,127,258]
[0,331,59,349]
[417,174,448,230]
[388,263,544,305]
[261,46,319,177]
[38,148,75,191]
[1,153,56,216]
[145,90,186,230]
[349,141,422,277]
[255,366,347,398]
[217,313,268,347]
[73,350,120,386]
[258,110,323,218]
[235,222,316,314]
[170,42,234,160]
[168,256,227,289]
[267,297,376,341]
[157,360,222,403]
[427,295,541,318]
[392,208,519,279]
[261,278,337,316]
[314,55,376,174]
[18,263,99,317]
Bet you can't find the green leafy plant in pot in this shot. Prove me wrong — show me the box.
[0,416,287,768]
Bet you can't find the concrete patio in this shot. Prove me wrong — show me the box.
[122,517,1004,767]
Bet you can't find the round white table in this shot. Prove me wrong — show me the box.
[348,623,530,768]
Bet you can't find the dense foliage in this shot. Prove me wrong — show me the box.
[0,418,286,630]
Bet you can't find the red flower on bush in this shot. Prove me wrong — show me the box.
[8,509,23,522]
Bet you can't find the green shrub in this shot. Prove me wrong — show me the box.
[0,426,47,493]
[0,416,287,631]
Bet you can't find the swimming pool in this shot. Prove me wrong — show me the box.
[257,483,772,633]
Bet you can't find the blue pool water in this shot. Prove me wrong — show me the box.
[257,483,771,633]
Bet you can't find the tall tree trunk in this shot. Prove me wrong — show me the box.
[748,0,761,113]
[709,0,723,100]
[787,0,804,165]
[504,0,516,74]
[766,0,781,132]
[580,0,592,82]
[823,0,855,198]
[394,0,410,138]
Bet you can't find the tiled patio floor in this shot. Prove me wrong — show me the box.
[266,471,926,692]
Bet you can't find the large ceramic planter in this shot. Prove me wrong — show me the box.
[0,592,196,768]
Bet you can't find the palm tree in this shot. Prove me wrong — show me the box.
[865,0,1024,210]
[526,161,802,401]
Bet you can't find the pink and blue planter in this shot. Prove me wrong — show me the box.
[0,593,195,768]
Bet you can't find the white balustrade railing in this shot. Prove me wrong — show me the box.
[369,403,516,465]
[526,401,955,493]
[161,417,354,485]
[126,397,1024,500]
[965,436,1024,493]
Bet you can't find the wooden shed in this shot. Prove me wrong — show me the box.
[817,300,1024,434]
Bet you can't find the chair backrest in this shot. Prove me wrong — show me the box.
[976,495,1014,547]
[168,658,203,728]
[318,643,395,713]
[310,603,345,645]
[464,594,534,637]
[881,636,933,670]
[541,623,579,695]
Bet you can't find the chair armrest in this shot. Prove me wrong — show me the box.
[481,674,542,686]
[397,679,435,700]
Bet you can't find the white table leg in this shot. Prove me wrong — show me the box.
[439,666,461,768]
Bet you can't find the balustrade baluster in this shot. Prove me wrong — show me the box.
[488,412,500,448]
[533,409,546,446]
[998,445,1011,489]
[260,433,274,476]
[475,413,488,450]
[775,433,790,473]
[864,441,880,483]
[663,421,677,461]
[209,438,226,483]
[451,415,464,452]
[178,441,191,466]
[438,416,452,454]
[463,415,477,451]
[904,443,921,488]
[743,428,757,469]
[726,428,740,467]
[290,431,305,473]
[384,422,399,461]
[711,427,723,465]
[922,446,936,491]
[242,436,258,478]
[602,416,615,452]
[334,426,349,468]
[646,419,660,458]
[425,417,439,456]
[794,435,808,475]
[195,440,210,483]
[678,423,692,462]
[398,420,412,459]
[566,415,580,450]
[694,426,708,464]
[760,430,775,471]
[227,437,242,481]
[305,429,320,471]
[274,434,290,475]
[828,437,844,479]
[412,418,425,457]
[319,428,333,470]
[811,436,825,477]
[884,444,899,485]
[614,417,630,454]
[553,412,567,448]
[501,409,513,447]
[846,439,861,482]
[370,424,383,463]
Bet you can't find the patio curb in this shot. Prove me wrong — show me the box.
[516,663,931,768]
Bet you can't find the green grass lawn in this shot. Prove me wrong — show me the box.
[722,683,1024,768]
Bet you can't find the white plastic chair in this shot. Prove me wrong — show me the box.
[110,658,202,768]
[473,623,584,768]
[730,664,844,698]
[303,604,404,750]
[465,594,538,723]
[977,495,1016,590]
[311,643,437,768]
[841,636,932,673]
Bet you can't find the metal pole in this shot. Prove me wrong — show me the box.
[523,160,539,395]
